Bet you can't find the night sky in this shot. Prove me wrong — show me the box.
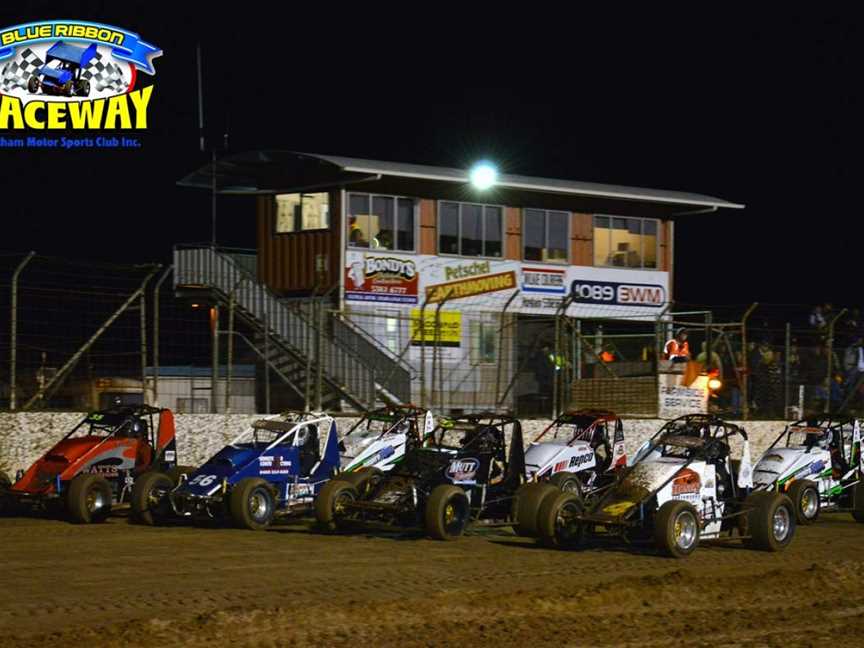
[1,5,859,313]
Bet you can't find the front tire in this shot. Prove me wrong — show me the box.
[512,482,559,536]
[538,491,584,548]
[27,76,39,94]
[743,492,795,551]
[130,471,173,525]
[229,478,275,530]
[315,480,358,532]
[653,500,700,558]
[67,474,113,524]
[76,79,90,97]
[424,485,470,540]
[787,480,820,524]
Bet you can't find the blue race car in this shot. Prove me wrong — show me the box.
[131,411,340,530]
[28,41,96,97]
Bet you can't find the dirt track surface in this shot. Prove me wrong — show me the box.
[1,513,863,647]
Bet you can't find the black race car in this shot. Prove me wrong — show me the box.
[315,412,526,540]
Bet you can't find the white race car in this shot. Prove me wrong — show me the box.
[527,414,797,558]
[514,410,626,536]
[524,409,626,493]
[753,416,864,524]
[336,406,435,490]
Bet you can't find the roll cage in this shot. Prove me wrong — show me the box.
[533,409,621,447]
[339,404,429,450]
[67,405,165,445]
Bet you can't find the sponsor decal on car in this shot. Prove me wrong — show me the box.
[446,458,480,483]
[671,468,701,498]
[552,452,594,473]
[259,455,292,475]
[809,460,826,475]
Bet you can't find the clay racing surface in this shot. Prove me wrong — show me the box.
[1,513,862,647]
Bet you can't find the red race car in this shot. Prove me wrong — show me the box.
[0,405,179,523]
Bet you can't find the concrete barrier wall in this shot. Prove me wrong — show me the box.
[0,412,790,478]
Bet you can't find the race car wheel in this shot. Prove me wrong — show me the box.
[130,471,173,525]
[512,482,560,537]
[67,474,113,524]
[337,467,383,499]
[76,79,90,97]
[743,492,795,551]
[27,76,39,94]
[787,480,820,524]
[229,478,275,530]
[425,485,470,540]
[654,500,700,558]
[315,480,358,532]
[538,491,584,548]
[549,471,583,496]
[851,481,864,523]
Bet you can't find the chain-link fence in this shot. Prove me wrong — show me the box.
[2,252,861,419]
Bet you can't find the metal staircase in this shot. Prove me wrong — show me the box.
[174,245,411,411]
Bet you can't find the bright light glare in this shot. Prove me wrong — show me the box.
[469,162,498,190]
[708,377,723,391]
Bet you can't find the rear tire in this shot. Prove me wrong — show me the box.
[787,480,820,524]
[743,492,795,551]
[852,481,864,523]
[131,471,173,525]
[229,478,275,530]
[538,491,584,548]
[315,480,358,532]
[653,500,700,558]
[549,471,583,495]
[512,482,559,536]
[67,474,113,524]
[424,485,470,540]
[337,467,383,498]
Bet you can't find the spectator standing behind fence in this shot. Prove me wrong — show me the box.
[664,328,690,363]
[843,336,864,406]
[809,305,826,331]
[696,342,723,379]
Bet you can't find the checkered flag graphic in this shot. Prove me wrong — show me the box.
[0,48,44,92]
[81,51,128,93]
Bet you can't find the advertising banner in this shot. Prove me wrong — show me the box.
[409,309,461,347]
[345,251,419,304]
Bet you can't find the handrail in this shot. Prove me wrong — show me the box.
[173,246,410,405]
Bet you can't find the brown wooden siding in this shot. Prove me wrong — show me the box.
[419,199,436,255]
[662,220,673,295]
[571,212,594,266]
[505,207,521,260]
[256,191,341,295]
